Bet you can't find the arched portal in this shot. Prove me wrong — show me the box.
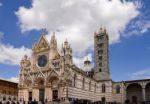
[146,82,150,101]
[126,83,142,103]
[24,79,33,101]
[34,77,45,87]
[47,76,59,87]
[34,77,45,102]
[47,76,59,101]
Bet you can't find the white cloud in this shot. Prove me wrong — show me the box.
[15,0,140,68]
[125,20,150,36]
[7,76,19,83]
[73,53,93,69]
[16,0,140,51]
[130,69,150,80]
[0,32,31,65]
[0,76,18,83]
[141,21,150,34]
[0,44,31,65]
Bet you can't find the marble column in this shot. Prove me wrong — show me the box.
[122,85,126,104]
[32,88,39,101]
[45,87,52,102]
[123,86,127,103]
[142,87,146,102]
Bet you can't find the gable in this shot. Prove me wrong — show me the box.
[33,35,50,53]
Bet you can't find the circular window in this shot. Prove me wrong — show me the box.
[38,55,47,67]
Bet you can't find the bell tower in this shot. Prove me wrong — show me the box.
[93,27,110,81]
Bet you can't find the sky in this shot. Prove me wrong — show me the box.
[0,0,150,82]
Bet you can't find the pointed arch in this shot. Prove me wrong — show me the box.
[116,85,121,94]
[102,84,106,93]
[82,77,85,89]
[95,83,97,92]
[73,74,76,87]
[46,70,59,87]
[34,77,45,86]
[89,81,91,91]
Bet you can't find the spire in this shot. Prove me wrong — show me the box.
[61,39,73,65]
[61,39,72,56]
[64,38,69,48]
[50,32,57,50]
[51,32,56,42]
[52,32,55,38]
[98,26,108,34]
[99,27,104,34]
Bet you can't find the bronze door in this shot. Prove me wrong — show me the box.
[28,91,32,101]
[52,90,58,101]
[39,89,45,102]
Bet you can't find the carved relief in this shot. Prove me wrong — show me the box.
[21,55,31,68]
[34,77,45,87]
[24,79,32,87]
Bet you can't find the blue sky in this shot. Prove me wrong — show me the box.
[0,0,150,82]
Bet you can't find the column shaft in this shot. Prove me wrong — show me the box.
[142,88,146,102]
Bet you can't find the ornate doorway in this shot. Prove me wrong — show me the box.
[39,89,45,102]
[28,91,32,101]
[52,90,58,101]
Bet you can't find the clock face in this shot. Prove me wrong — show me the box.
[38,55,47,67]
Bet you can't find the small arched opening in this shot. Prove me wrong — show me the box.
[116,85,121,94]
[102,84,106,93]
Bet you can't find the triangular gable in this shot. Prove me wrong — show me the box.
[35,70,45,78]
[24,73,32,81]
[34,35,50,53]
[53,51,60,60]
[47,70,59,80]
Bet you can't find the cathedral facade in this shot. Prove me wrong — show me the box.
[18,28,150,104]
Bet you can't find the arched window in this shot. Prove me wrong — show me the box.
[73,74,76,87]
[89,81,91,91]
[82,78,85,89]
[116,85,120,94]
[102,84,106,93]
[95,83,97,92]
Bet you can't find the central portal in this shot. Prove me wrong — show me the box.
[39,89,45,102]
[28,91,32,101]
[52,90,58,101]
